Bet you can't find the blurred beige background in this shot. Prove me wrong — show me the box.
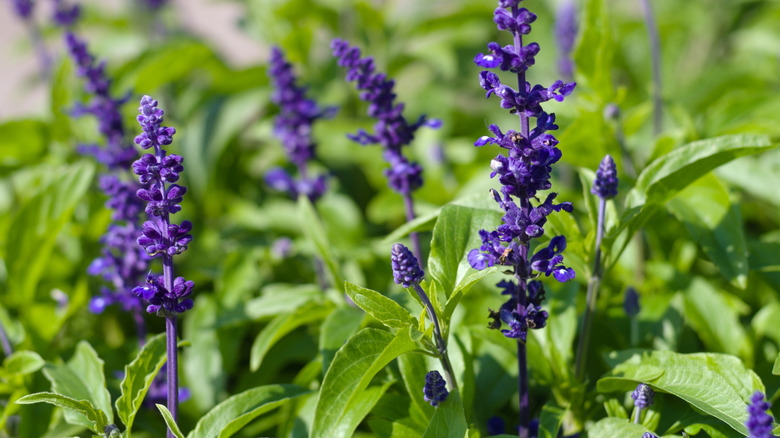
[1,0,266,119]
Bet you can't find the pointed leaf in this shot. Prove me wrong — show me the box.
[587,417,653,436]
[345,282,418,331]
[1,351,44,379]
[156,404,185,438]
[188,384,310,438]
[421,391,467,438]
[311,327,420,438]
[16,392,108,434]
[116,333,167,434]
[537,403,566,438]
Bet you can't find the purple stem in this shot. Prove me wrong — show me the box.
[165,314,178,437]
[574,197,606,380]
[513,5,530,436]
[402,192,423,266]
[640,0,662,135]
[413,283,457,391]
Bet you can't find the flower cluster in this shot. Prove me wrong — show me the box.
[468,0,576,346]
[9,0,33,20]
[52,0,80,27]
[632,383,655,409]
[131,96,194,316]
[391,243,425,288]
[331,38,440,195]
[592,154,618,199]
[65,32,135,169]
[265,47,334,202]
[423,370,448,407]
[746,391,773,438]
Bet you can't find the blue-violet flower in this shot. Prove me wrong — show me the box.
[632,383,654,409]
[423,370,448,407]
[391,243,424,288]
[592,154,618,199]
[746,391,773,438]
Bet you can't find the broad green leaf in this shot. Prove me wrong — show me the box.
[335,382,393,438]
[442,266,499,324]
[0,120,48,172]
[421,391,467,438]
[681,279,748,358]
[311,327,420,438]
[42,341,113,427]
[116,333,167,435]
[383,209,439,243]
[587,417,653,436]
[537,403,566,438]
[16,392,108,434]
[345,282,418,331]
[598,350,764,435]
[428,203,502,299]
[298,196,345,292]
[667,175,748,288]
[156,404,186,438]
[319,306,364,375]
[188,384,310,438]
[1,351,44,379]
[249,301,335,371]
[5,160,95,307]
[245,284,322,320]
[183,295,224,412]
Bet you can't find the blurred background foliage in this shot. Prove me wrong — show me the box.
[3,0,780,436]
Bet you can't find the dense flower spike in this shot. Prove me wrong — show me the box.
[330,38,439,195]
[624,287,640,317]
[555,1,578,79]
[52,0,80,27]
[469,1,576,435]
[423,370,449,407]
[266,47,335,202]
[391,243,424,288]
[746,391,773,438]
[632,383,655,409]
[592,154,618,199]
[65,32,135,169]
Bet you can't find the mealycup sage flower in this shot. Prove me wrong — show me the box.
[331,39,441,262]
[631,383,655,424]
[266,46,336,202]
[391,243,457,391]
[467,0,575,435]
[574,154,618,379]
[131,96,193,437]
[423,370,449,408]
[746,391,773,438]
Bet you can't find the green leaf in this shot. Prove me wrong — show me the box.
[311,327,420,438]
[667,175,748,288]
[681,279,749,358]
[398,353,434,427]
[249,301,334,371]
[245,284,322,320]
[773,353,780,376]
[345,282,418,331]
[428,203,502,300]
[537,403,566,438]
[183,295,224,413]
[16,392,108,434]
[603,398,628,420]
[188,384,310,438]
[572,0,613,97]
[587,417,653,436]
[319,306,364,375]
[156,404,185,438]
[421,391,467,438]
[598,350,764,435]
[41,341,113,427]
[1,351,44,379]
[115,333,167,434]
[0,120,48,173]
[298,196,345,292]
[336,382,393,438]
[5,161,95,307]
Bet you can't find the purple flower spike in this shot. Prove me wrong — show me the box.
[52,0,80,27]
[391,243,424,288]
[266,47,334,202]
[423,370,448,407]
[747,391,774,438]
[592,154,618,199]
[632,383,655,409]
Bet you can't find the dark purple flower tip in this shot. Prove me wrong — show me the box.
[52,0,80,27]
[423,370,449,407]
[624,287,640,317]
[391,243,424,288]
[641,434,659,438]
[592,154,618,199]
[486,416,505,435]
[10,0,33,19]
[632,383,655,409]
[747,391,773,438]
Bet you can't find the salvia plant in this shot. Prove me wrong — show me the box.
[4,0,780,437]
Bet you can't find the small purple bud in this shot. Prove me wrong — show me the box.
[624,287,640,317]
[632,383,654,409]
[391,243,424,288]
[592,154,618,199]
[422,370,448,407]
